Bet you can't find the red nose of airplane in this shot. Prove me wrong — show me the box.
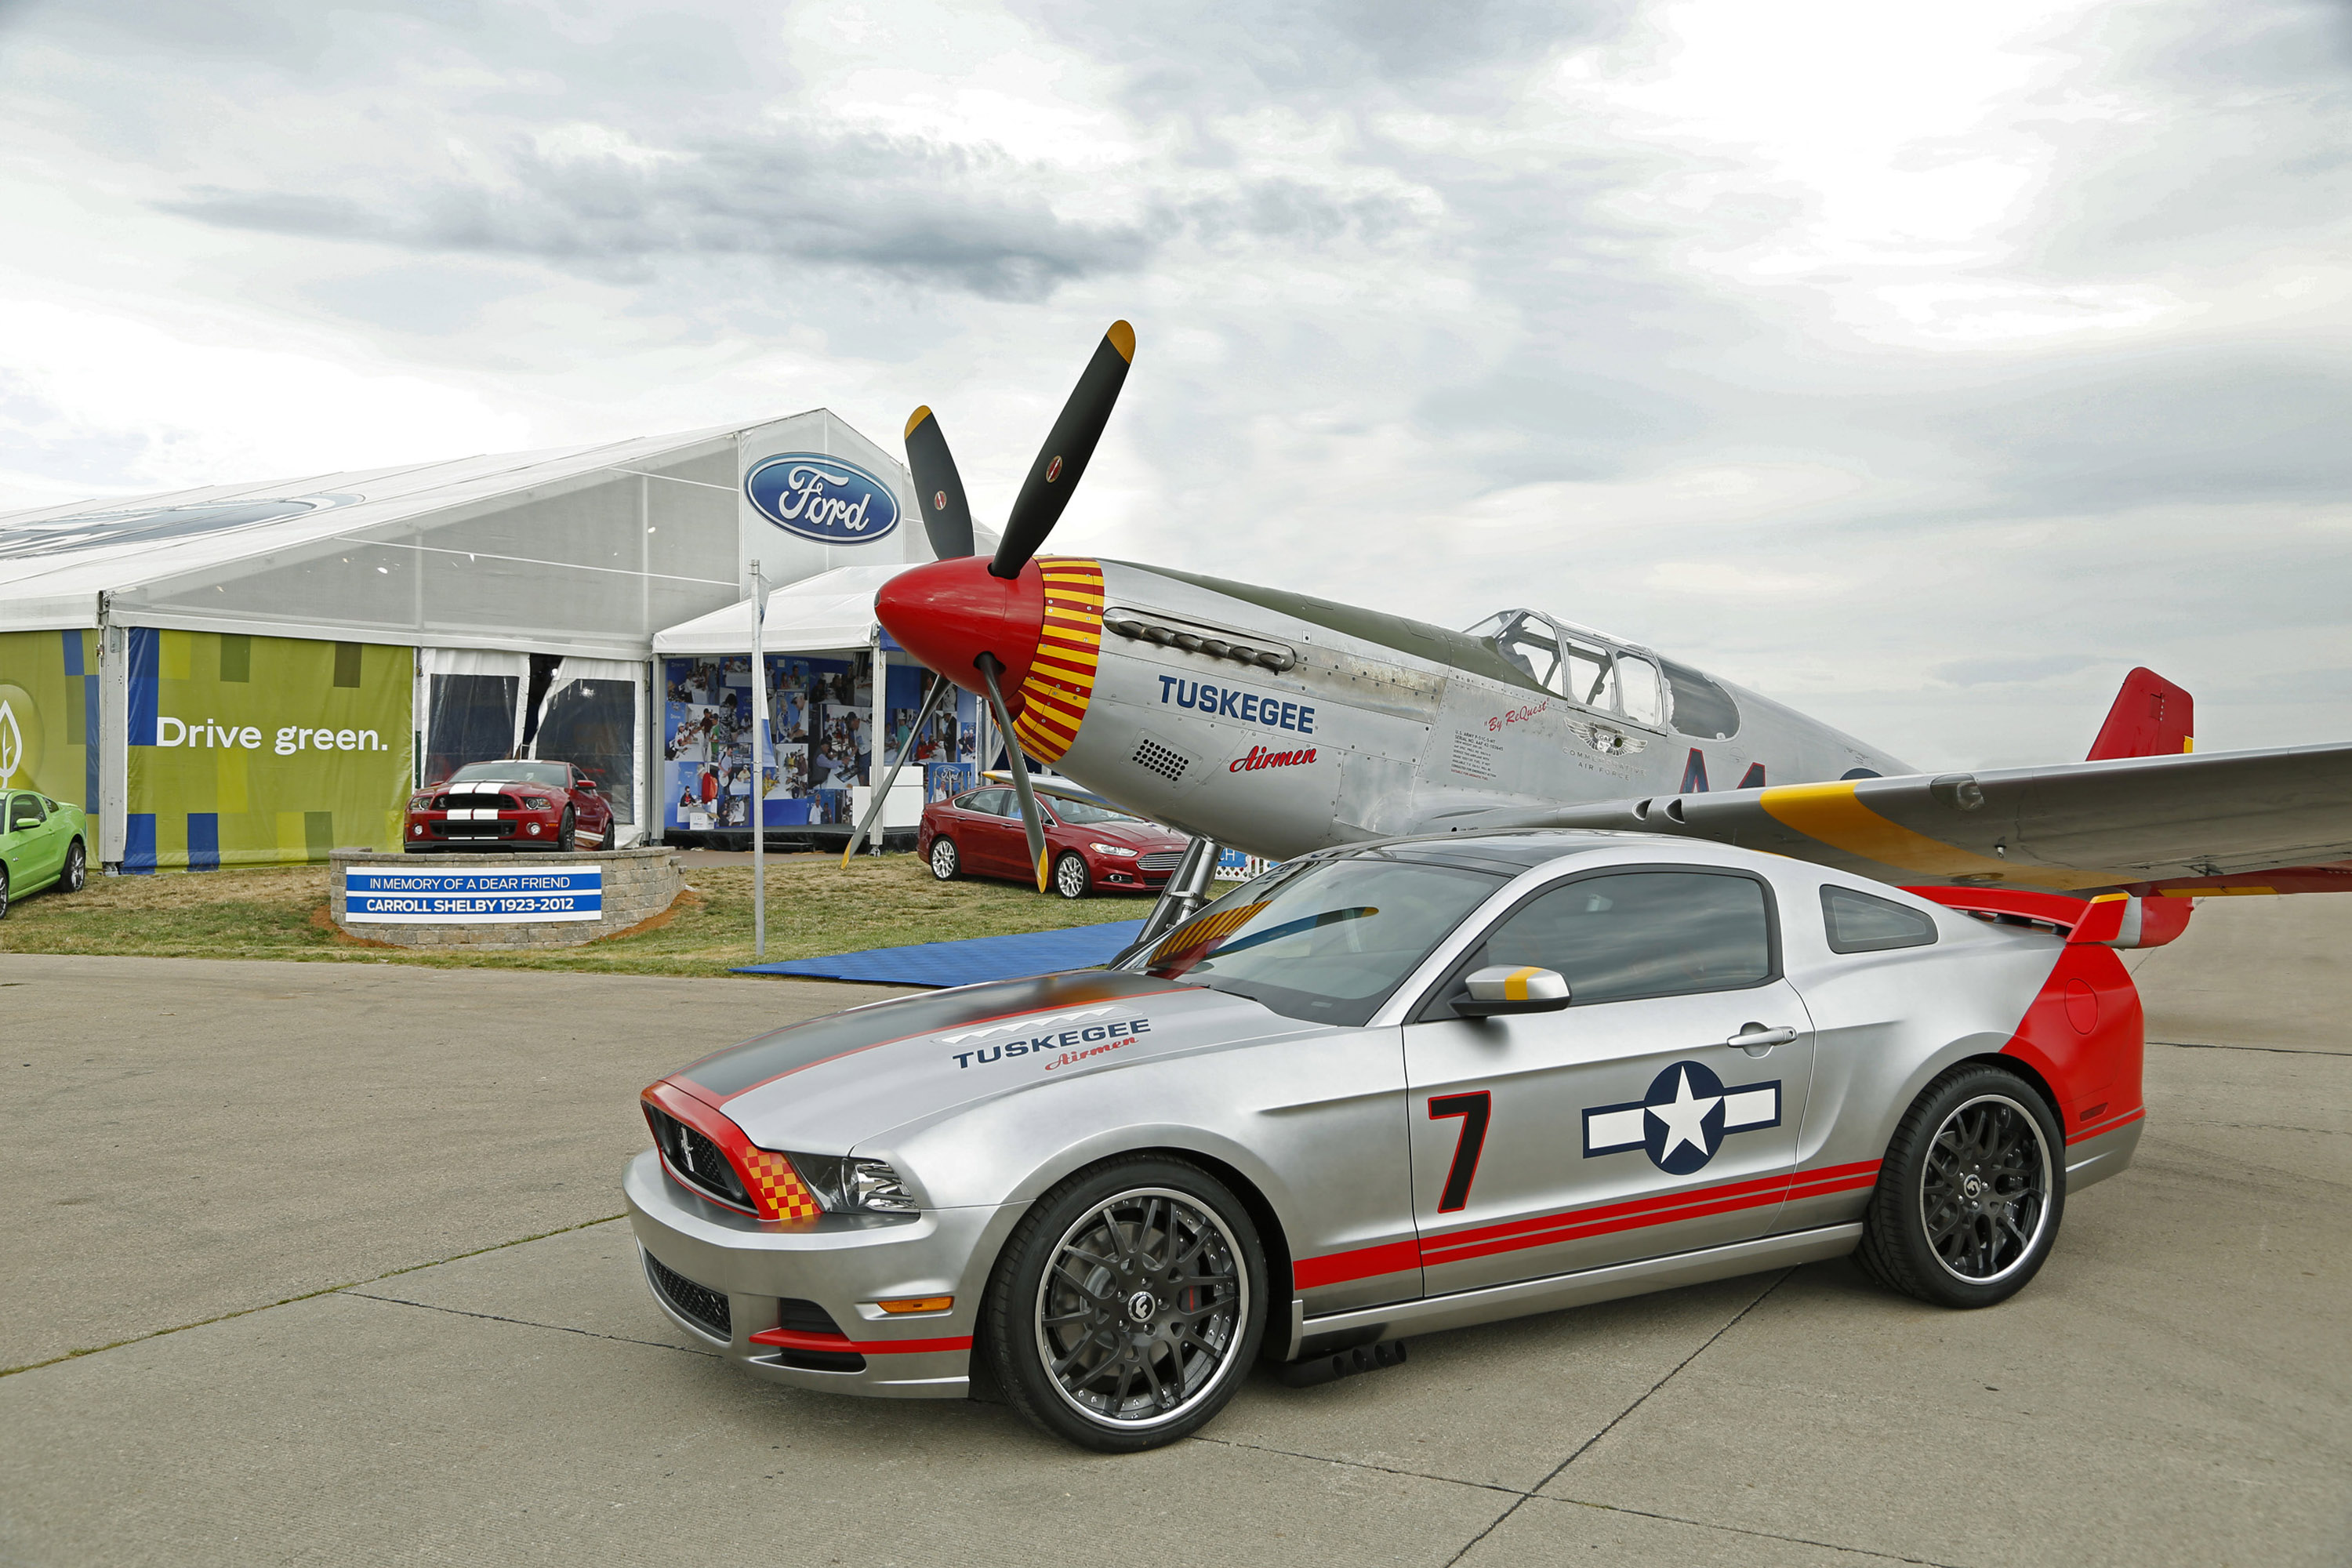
[874,556,1046,697]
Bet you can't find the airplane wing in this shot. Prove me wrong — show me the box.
[1422,742,2352,899]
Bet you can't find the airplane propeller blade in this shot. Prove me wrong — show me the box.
[989,320,1134,579]
[902,405,975,561]
[840,673,954,867]
[976,652,1051,892]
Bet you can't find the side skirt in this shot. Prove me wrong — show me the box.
[1291,1222,1863,1351]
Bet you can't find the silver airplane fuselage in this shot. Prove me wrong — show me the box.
[877,554,1915,860]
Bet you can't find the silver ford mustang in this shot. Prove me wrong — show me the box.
[626,830,2145,1452]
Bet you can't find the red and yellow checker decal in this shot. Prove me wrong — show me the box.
[739,1147,824,1221]
[1148,901,1269,967]
[1013,557,1103,765]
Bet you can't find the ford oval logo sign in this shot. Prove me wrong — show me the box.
[743,454,900,544]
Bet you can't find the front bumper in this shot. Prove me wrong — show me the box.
[622,1148,1025,1399]
[405,811,564,848]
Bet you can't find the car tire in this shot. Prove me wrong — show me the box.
[982,1156,1267,1454]
[556,807,576,852]
[0,865,9,920]
[1857,1063,2066,1309]
[930,837,960,880]
[60,839,85,894]
[1052,851,1090,901]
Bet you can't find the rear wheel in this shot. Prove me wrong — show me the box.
[929,837,960,880]
[1857,1064,2063,1308]
[60,839,86,893]
[1052,851,1090,900]
[982,1156,1265,1453]
[0,866,9,919]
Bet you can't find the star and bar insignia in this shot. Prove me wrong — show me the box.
[1583,1059,1780,1176]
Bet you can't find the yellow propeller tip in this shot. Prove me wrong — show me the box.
[904,405,933,438]
[1105,321,1135,363]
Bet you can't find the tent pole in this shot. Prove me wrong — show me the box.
[750,559,766,960]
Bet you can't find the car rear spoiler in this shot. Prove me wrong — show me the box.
[1904,887,2191,949]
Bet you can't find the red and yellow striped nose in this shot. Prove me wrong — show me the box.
[1008,558,1104,764]
[874,554,1105,761]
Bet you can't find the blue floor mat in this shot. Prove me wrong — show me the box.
[734,920,1146,988]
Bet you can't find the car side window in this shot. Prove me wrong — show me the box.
[964,789,1009,817]
[1820,886,1937,953]
[9,794,43,829]
[1434,870,1777,1014]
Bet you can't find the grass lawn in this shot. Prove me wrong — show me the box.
[0,856,1181,977]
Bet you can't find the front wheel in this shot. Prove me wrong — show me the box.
[0,865,9,920]
[929,837,960,880]
[982,1156,1266,1453]
[1052,851,1091,901]
[1857,1064,2064,1309]
[555,807,576,851]
[60,839,86,893]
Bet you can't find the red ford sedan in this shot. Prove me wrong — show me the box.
[917,786,1190,898]
[405,760,615,852]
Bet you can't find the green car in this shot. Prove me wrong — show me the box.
[0,789,89,918]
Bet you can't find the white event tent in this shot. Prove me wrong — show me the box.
[0,410,943,870]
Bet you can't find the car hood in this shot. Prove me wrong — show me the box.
[662,970,1313,1152]
[1058,818,1185,848]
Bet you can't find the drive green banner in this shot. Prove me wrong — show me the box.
[0,629,98,808]
[127,628,412,870]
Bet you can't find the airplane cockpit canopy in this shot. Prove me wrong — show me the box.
[1465,609,1740,741]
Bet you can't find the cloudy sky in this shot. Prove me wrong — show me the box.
[2,0,2346,769]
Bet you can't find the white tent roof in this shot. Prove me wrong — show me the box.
[0,408,935,661]
[0,426,742,625]
[655,564,906,655]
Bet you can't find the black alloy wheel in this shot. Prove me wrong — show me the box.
[556,807,577,851]
[1052,850,1091,901]
[60,839,86,893]
[0,865,10,920]
[982,1156,1265,1453]
[929,837,960,880]
[1857,1063,2064,1308]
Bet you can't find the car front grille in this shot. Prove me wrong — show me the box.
[430,793,522,811]
[648,1107,751,1208]
[1136,850,1187,873]
[644,1252,731,1341]
[434,821,517,839]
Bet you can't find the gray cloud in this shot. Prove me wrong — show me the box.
[167,130,1156,300]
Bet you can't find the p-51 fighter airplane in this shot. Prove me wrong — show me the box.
[846,322,2352,948]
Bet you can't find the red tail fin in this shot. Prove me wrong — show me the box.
[2088,668,2194,760]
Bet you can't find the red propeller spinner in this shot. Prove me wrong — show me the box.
[873,555,1046,704]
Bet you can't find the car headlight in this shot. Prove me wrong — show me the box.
[786,1152,920,1214]
[409,796,431,811]
[1090,842,1138,857]
[521,795,553,809]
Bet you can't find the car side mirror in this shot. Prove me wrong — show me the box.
[580,780,598,792]
[1454,964,1571,1018]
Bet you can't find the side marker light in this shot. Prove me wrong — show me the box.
[877,1296,953,1315]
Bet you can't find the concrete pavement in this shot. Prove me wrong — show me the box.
[2,899,2346,1566]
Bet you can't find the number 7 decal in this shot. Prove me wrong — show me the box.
[1428,1091,1491,1214]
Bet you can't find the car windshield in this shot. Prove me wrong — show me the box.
[448,760,570,789]
[1047,796,1142,826]
[1117,854,1505,1025]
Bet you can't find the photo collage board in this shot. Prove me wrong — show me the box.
[662,655,977,833]
[880,660,980,808]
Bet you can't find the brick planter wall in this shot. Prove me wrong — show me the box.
[328,848,684,949]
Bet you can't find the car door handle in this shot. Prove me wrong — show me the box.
[1725,1024,1798,1055]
